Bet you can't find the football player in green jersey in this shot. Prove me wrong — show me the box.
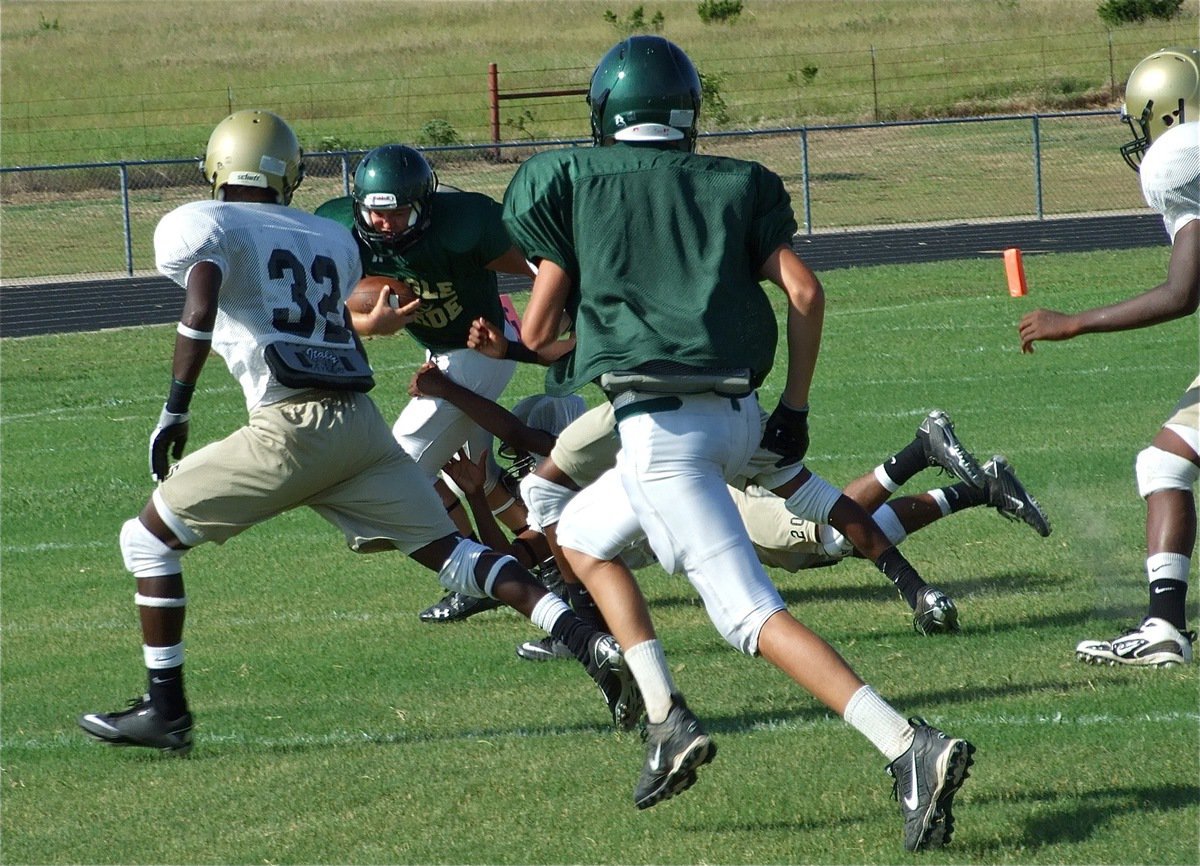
[501,36,974,851]
[318,145,551,622]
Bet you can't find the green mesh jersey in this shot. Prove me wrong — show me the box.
[316,190,510,353]
[503,144,797,396]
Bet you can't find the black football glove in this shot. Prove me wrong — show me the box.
[761,400,809,467]
[149,405,190,482]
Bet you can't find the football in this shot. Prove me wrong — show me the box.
[345,274,419,315]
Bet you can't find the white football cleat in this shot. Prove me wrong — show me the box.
[1076,617,1196,667]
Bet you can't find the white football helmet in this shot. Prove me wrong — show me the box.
[1120,46,1200,171]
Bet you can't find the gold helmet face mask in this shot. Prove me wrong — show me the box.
[201,109,305,203]
[1120,46,1200,172]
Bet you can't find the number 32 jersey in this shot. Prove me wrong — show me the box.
[154,200,364,411]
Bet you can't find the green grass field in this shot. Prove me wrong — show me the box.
[2,247,1197,863]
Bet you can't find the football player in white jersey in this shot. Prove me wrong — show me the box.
[1019,46,1200,667]
[77,110,641,757]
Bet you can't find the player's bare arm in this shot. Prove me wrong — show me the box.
[520,258,573,352]
[408,361,556,457]
[485,245,538,280]
[175,260,220,382]
[149,260,220,482]
[759,244,825,409]
[468,316,577,365]
[1019,219,1199,353]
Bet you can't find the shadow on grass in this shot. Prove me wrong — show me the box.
[961,782,1199,856]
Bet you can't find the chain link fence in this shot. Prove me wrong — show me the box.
[0,111,1148,283]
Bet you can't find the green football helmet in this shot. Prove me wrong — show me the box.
[352,144,438,248]
[1120,46,1200,171]
[202,109,304,204]
[587,36,701,151]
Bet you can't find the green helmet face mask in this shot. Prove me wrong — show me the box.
[1120,46,1200,172]
[587,35,702,152]
[351,144,439,249]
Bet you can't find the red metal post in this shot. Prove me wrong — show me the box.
[488,62,500,159]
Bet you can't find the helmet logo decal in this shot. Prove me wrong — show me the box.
[614,114,627,127]
[228,170,268,188]
[362,192,400,209]
[259,155,286,175]
[669,109,695,126]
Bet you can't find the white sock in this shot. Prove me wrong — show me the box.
[928,488,952,516]
[624,639,676,724]
[1146,552,1190,584]
[530,593,571,633]
[843,684,915,761]
[874,464,901,493]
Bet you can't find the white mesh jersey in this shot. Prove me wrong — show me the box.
[1139,121,1200,242]
[155,200,365,410]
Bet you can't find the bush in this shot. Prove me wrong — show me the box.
[697,0,743,24]
[418,119,461,147]
[699,70,731,126]
[1096,0,1185,26]
[602,5,665,34]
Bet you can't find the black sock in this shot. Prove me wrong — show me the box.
[944,481,987,511]
[881,439,928,488]
[1147,579,1189,630]
[550,611,596,665]
[147,666,187,719]
[875,547,926,609]
[565,582,609,632]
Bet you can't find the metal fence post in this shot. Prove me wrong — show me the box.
[1031,114,1044,220]
[800,127,813,235]
[870,46,879,123]
[120,163,134,275]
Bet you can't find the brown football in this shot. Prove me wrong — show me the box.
[345,274,419,315]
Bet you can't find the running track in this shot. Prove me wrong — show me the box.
[0,213,1167,339]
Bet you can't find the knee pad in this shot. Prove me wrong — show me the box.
[784,472,842,524]
[120,518,185,578]
[1135,446,1199,498]
[817,523,855,558]
[437,538,514,599]
[519,472,576,532]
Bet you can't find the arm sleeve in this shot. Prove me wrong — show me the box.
[502,157,579,281]
[154,206,228,290]
[749,166,800,268]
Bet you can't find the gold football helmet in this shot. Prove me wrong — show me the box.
[1120,46,1200,171]
[201,109,305,203]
